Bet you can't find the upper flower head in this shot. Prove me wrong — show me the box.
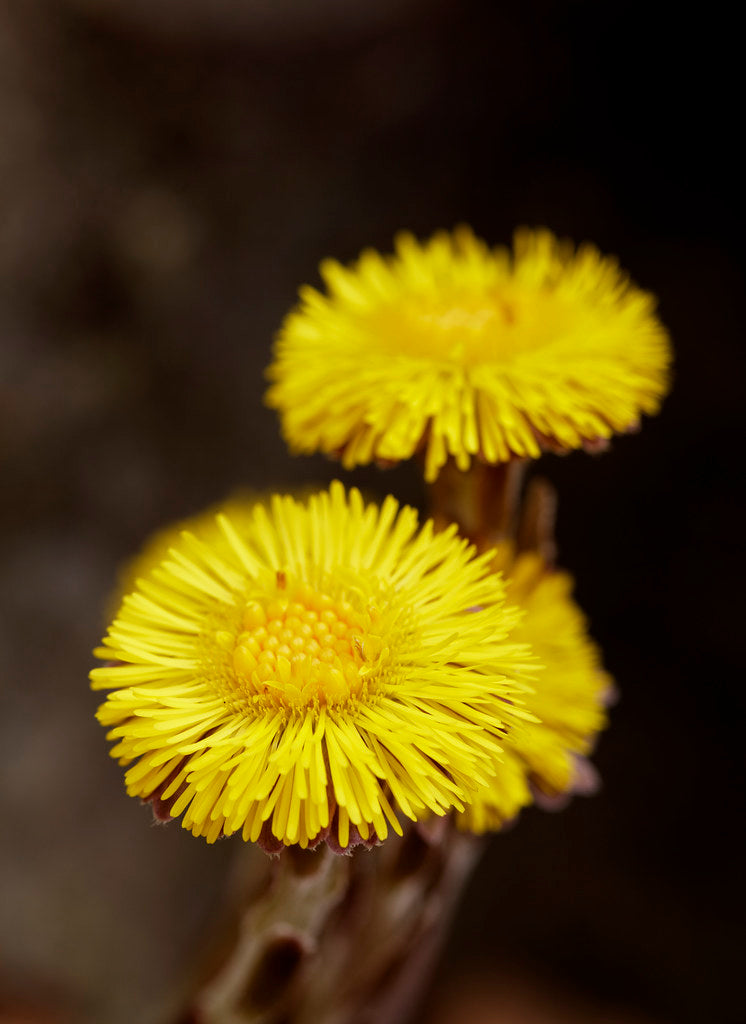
[458,546,610,833]
[91,483,536,851]
[266,227,672,481]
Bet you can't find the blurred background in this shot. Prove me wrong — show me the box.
[1,1,742,1022]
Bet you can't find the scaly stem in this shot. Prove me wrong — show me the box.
[177,821,482,1024]
[428,457,528,551]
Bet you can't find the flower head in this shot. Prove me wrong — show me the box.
[266,227,671,481]
[91,483,536,850]
[458,547,610,833]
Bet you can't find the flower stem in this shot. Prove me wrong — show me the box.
[176,821,482,1024]
[428,457,528,550]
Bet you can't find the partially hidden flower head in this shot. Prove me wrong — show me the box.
[110,492,259,616]
[458,545,610,834]
[91,483,537,852]
[266,227,672,481]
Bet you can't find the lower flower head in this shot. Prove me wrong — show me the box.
[91,484,536,850]
[266,227,672,481]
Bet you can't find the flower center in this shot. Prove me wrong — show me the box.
[367,287,576,366]
[229,582,382,709]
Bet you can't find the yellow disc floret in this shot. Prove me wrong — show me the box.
[228,583,384,709]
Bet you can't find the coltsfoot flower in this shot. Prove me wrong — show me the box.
[459,547,610,833]
[266,227,671,481]
[91,483,537,850]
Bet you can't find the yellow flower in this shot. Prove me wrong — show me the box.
[458,547,610,833]
[91,483,537,850]
[266,227,671,481]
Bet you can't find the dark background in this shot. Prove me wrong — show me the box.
[1,2,742,1022]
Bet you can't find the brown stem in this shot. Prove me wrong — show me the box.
[175,821,482,1024]
[428,457,528,552]
[515,476,558,568]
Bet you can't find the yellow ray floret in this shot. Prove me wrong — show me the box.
[91,483,539,850]
[266,227,672,481]
[458,546,610,833]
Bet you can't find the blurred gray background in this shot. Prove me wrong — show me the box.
[1,2,743,1022]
